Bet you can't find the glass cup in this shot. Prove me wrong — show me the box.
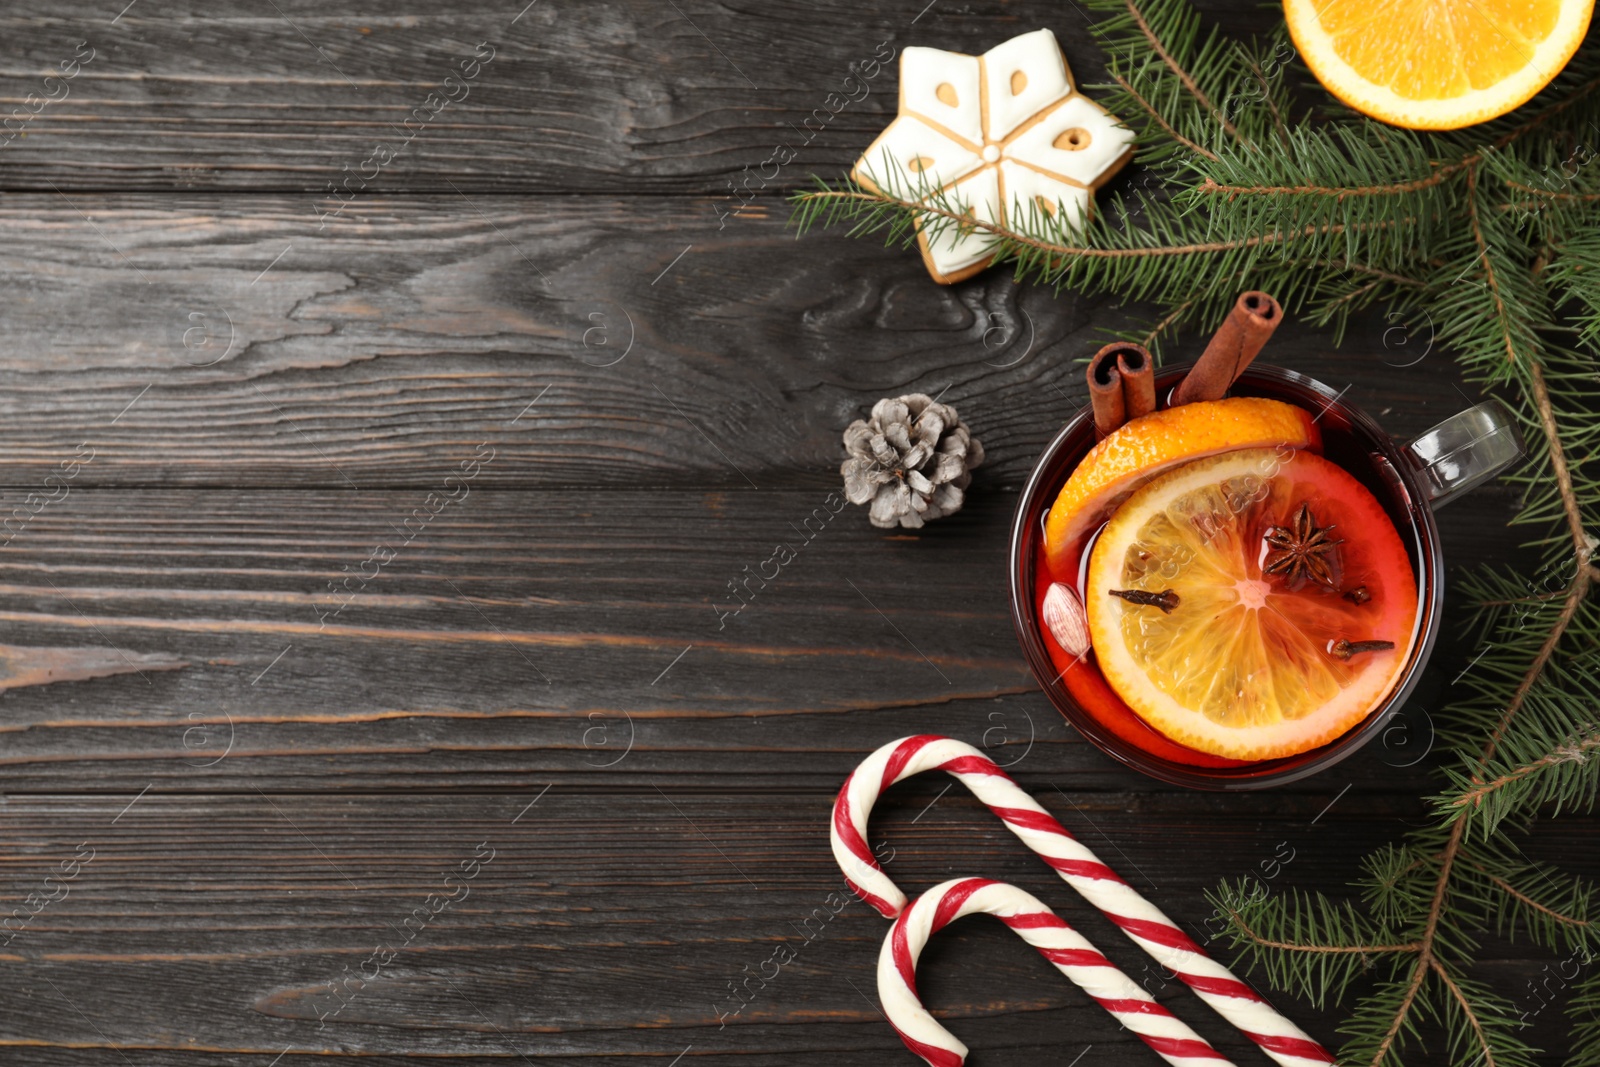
[1008,363,1524,790]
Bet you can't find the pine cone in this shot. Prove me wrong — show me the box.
[841,394,985,529]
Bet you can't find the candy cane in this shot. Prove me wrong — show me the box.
[834,735,1334,1067]
[881,877,1234,1067]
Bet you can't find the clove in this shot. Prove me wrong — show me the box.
[1109,588,1181,613]
[1342,586,1371,605]
[1331,638,1395,661]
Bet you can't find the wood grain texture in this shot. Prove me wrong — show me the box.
[0,486,1516,795]
[0,793,1591,1063]
[0,792,1534,1063]
[0,0,1273,195]
[0,641,184,689]
[0,194,1492,488]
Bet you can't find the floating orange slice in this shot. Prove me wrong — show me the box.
[1285,0,1593,129]
[1085,448,1419,760]
[1044,398,1321,579]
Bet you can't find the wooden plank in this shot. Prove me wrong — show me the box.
[0,1,1274,195]
[0,486,1519,793]
[0,194,1493,488]
[0,792,1527,1063]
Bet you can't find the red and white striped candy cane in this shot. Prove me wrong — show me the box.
[833,735,1334,1067]
[881,877,1234,1067]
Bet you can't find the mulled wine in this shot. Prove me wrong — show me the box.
[1011,364,1444,788]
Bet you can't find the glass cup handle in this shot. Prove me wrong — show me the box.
[1404,398,1525,509]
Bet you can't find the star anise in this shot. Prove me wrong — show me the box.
[1262,502,1343,589]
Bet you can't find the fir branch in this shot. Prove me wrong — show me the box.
[1446,728,1600,825]
[1240,53,1290,149]
[792,184,1400,261]
[1473,861,1594,930]
[1391,402,1596,1054]
[1190,75,1600,204]
[1109,71,1219,160]
[1369,957,1430,1067]
[1502,178,1600,202]
[1429,965,1541,1067]
[1465,164,1522,367]
[1360,841,1446,929]
[1491,71,1600,151]
[1226,905,1423,955]
[1456,839,1600,956]
[1569,970,1600,1067]
[1339,972,1438,1067]
[1365,816,1475,1066]
[1117,0,1243,145]
[1323,277,1383,314]
[1135,299,1194,350]
[1371,350,1597,1050]
[1527,360,1595,566]
[1479,558,1593,765]
[1431,960,1495,1067]
[1208,880,1414,1011]
[1197,159,1471,200]
[1476,587,1575,607]
[1300,259,1425,289]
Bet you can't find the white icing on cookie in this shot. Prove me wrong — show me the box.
[1007,93,1135,187]
[899,46,984,145]
[922,167,1001,277]
[982,28,1073,141]
[852,29,1132,283]
[999,160,1093,230]
[858,116,982,194]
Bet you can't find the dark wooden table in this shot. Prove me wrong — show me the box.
[0,2,1584,1064]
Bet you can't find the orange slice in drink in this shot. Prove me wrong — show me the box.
[1085,448,1419,760]
[1285,0,1593,129]
[1044,398,1321,579]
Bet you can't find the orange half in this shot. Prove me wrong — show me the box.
[1085,448,1419,760]
[1286,0,1593,129]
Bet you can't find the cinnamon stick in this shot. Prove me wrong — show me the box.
[1172,291,1283,406]
[1086,343,1126,439]
[1115,343,1156,419]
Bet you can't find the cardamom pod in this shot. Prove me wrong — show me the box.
[1042,582,1090,657]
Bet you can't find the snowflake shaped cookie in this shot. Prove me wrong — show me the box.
[853,29,1134,284]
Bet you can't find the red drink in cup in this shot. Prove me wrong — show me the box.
[1009,364,1522,788]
